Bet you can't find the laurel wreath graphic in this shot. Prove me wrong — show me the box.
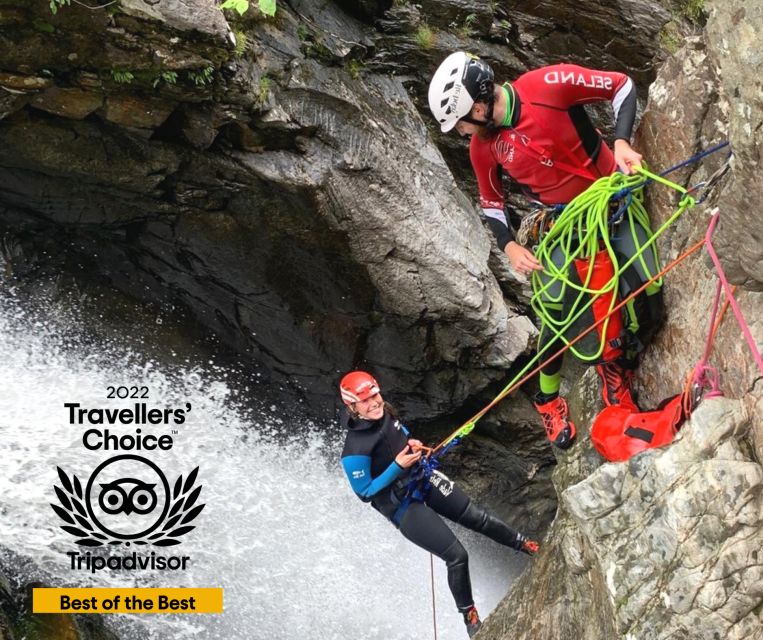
[51,466,205,547]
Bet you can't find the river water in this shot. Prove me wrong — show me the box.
[0,286,525,640]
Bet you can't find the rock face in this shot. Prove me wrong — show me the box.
[563,398,763,640]
[635,11,763,460]
[0,0,679,418]
[705,0,763,290]
[480,389,763,639]
[0,0,540,418]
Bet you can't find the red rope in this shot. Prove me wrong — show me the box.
[430,554,437,640]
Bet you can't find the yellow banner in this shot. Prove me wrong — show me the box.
[33,588,223,614]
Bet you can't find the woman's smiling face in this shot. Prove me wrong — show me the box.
[353,392,384,420]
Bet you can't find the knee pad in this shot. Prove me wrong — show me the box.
[456,500,488,532]
[442,538,468,568]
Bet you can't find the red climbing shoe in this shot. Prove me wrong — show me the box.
[463,606,482,638]
[533,394,576,449]
[595,361,638,410]
[521,539,540,555]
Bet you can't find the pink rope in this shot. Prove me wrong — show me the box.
[705,208,763,376]
[691,278,724,399]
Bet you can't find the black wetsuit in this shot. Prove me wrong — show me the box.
[340,407,528,611]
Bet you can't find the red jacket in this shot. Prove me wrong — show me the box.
[471,64,637,247]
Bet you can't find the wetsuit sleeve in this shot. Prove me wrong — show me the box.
[539,64,637,142]
[341,455,403,502]
[469,135,515,250]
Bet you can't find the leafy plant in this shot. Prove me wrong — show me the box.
[220,0,277,17]
[458,13,478,38]
[188,67,214,86]
[153,70,178,88]
[415,24,435,49]
[111,69,135,84]
[49,0,70,14]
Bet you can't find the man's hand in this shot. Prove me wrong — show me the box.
[505,241,543,275]
[395,445,422,469]
[614,139,642,175]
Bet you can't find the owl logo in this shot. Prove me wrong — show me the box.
[52,454,205,546]
[98,478,158,515]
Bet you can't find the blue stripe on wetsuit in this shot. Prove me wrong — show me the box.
[342,455,403,500]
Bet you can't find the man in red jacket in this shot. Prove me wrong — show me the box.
[428,52,659,449]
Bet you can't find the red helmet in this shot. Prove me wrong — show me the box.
[339,371,380,404]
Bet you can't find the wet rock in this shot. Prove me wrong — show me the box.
[100,94,176,129]
[0,72,53,93]
[563,398,763,640]
[31,88,103,120]
[443,392,558,538]
[119,0,234,47]
[705,0,763,289]
[0,567,119,640]
[636,30,763,460]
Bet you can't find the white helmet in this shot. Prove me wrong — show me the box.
[428,51,495,132]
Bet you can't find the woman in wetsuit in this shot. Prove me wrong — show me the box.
[339,370,538,638]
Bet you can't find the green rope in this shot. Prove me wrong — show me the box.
[530,166,695,362]
[436,165,696,452]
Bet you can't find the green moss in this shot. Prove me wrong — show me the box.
[678,0,704,21]
[32,18,55,33]
[457,13,477,39]
[233,30,248,57]
[659,22,682,54]
[415,23,435,49]
[257,75,270,105]
[347,59,364,80]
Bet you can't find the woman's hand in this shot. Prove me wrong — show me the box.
[614,139,642,175]
[408,439,424,452]
[505,241,543,275]
[395,445,422,469]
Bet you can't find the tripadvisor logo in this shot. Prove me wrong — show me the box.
[51,395,206,573]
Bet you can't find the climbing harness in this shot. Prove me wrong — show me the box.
[516,205,558,248]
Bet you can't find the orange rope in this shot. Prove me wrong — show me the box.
[432,237,707,454]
